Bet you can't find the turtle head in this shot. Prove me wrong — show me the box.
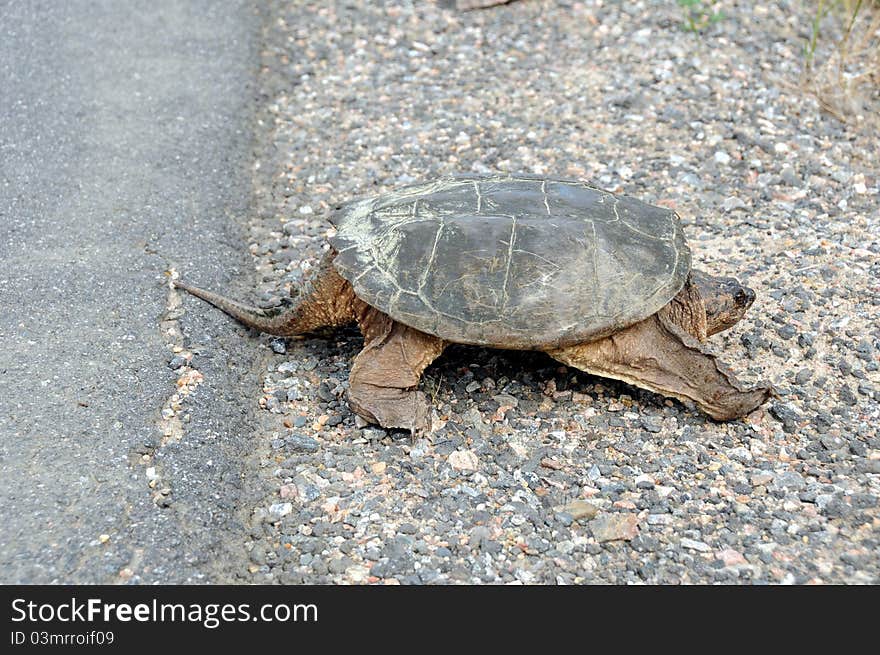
[690,270,756,336]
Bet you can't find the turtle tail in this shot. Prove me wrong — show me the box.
[172,279,304,335]
[173,251,358,337]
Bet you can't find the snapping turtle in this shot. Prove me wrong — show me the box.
[175,174,771,430]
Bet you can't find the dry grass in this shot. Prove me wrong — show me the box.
[801,0,880,124]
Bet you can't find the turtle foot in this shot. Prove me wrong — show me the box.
[348,305,446,434]
[546,312,772,421]
[348,384,431,432]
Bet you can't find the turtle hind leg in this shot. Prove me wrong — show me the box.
[174,250,357,336]
[545,312,772,421]
[348,306,446,432]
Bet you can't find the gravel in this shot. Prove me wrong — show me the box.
[224,0,877,584]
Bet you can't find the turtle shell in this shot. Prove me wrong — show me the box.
[329,174,691,349]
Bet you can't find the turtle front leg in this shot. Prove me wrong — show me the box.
[348,305,446,432]
[545,312,772,421]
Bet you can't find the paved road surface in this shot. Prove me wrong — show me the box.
[0,0,262,583]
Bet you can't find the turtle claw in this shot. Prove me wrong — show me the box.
[347,385,431,433]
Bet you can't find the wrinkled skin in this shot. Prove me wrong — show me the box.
[690,269,757,336]
[547,277,770,422]
[175,251,772,431]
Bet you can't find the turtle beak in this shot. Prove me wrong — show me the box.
[735,286,756,310]
[694,272,758,336]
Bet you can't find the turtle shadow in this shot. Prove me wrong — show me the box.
[301,326,680,424]
[422,343,670,414]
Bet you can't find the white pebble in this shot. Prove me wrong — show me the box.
[269,502,293,518]
[448,449,479,471]
[681,538,712,552]
[722,196,747,212]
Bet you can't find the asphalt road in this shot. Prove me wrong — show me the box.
[0,0,263,583]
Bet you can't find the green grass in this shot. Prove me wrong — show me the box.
[800,0,880,122]
[676,0,725,32]
[804,0,871,69]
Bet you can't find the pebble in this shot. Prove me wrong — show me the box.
[635,474,655,490]
[780,165,799,186]
[493,393,519,408]
[448,449,479,471]
[770,402,802,433]
[563,500,599,521]
[361,427,385,441]
[751,473,774,486]
[770,471,806,492]
[590,514,639,542]
[729,446,752,463]
[681,538,712,552]
[279,484,298,500]
[328,557,350,575]
[269,503,292,519]
[716,548,748,567]
[286,433,319,453]
[168,355,188,370]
